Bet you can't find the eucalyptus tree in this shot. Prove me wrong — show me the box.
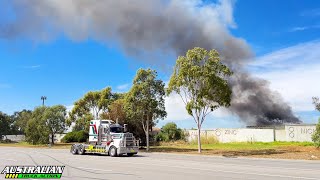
[68,87,115,131]
[125,69,167,151]
[167,47,233,153]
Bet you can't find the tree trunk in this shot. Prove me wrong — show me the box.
[51,133,55,145]
[146,116,150,152]
[197,122,202,153]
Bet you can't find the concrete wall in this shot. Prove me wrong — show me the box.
[186,124,316,143]
[2,134,66,143]
[187,128,274,143]
[275,129,286,141]
[285,125,316,142]
[2,135,25,142]
[52,134,66,143]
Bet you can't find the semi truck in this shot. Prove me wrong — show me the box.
[70,119,139,157]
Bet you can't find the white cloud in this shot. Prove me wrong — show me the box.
[250,40,320,70]
[289,26,309,32]
[288,25,320,32]
[116,83,130,91]
[22,65,41,69]
[65,105,74,113]
[164,93,233,121]
[252,40,320,112]
[300,8,320,17]
[164,93,190,121]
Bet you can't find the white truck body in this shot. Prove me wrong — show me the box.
[71,119,139,157]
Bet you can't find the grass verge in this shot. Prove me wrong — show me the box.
[143,141,319,160]
[0,142,72,149]
[1,141,318,160]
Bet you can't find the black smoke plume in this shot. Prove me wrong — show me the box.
[0,0,301,125]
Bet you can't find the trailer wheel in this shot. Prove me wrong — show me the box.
[71,145,78,155]
[78,144,85,155]
[109,146,117,157]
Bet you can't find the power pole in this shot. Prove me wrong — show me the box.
[41,96,47,106]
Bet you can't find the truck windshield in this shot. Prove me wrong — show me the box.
[110,127,124,133]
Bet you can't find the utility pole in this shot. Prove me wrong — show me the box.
[41,96,47,106]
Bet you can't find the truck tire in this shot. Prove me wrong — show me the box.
[78,144,85,155]
[109,146,117,157]
[71,145,78,155]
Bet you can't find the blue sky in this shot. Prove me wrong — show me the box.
[0,0,320,129]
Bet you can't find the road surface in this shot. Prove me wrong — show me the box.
[0,147,319,180]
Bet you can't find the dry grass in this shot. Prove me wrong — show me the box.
[145,141,320,160]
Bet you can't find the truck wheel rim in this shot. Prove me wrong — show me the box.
[111,148,115,155]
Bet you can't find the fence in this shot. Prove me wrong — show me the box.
[1,134,66,143]
[186,124,316,143]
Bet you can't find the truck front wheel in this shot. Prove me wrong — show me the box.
[109,146,117,157]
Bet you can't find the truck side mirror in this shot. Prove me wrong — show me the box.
[124,124,128,133]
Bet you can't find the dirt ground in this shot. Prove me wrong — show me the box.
[145,146,320,160]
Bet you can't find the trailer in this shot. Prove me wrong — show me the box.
[70,120,139,157]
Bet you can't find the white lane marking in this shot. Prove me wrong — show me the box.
[0,158,18,162]
[114,161,319,180]
[74,167,112,172]
[145,157,320,172]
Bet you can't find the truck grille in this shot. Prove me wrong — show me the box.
[124,133,135,147]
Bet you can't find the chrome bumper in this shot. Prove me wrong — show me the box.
[118,146,139,154]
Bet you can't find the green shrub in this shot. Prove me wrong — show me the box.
[61,130,88,143]
[312,119,320,148]
[155,132,169,142]
[61,132,75,143]
[75,130,88,142]
[0,139,13,143]
[155,122,185,142]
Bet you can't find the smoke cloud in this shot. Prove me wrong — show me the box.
[0,0,301,125]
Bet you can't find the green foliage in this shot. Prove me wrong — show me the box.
[11,110,32,134]
[156,123,185,142]
[167,47,232,121]
[312,97,320,111]
[44,105,67,144]
[167,47,233,152]
[25,107,49,145]
[25,105,67,145]
[125,68,167,150]
[101,97,127,123]
[312,119,320,148]
[125,69,167,124]
[312,97,320,148]
[68,87,117,132]
[154,141,314,152]
[0,139,13,143]
[0,112,12,138]
[61,130,88,143]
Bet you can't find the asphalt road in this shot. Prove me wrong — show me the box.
[0,147,319,180]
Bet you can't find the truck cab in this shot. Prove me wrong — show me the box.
[71,119,139,157]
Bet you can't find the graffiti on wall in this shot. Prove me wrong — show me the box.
[287,126,315,139]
